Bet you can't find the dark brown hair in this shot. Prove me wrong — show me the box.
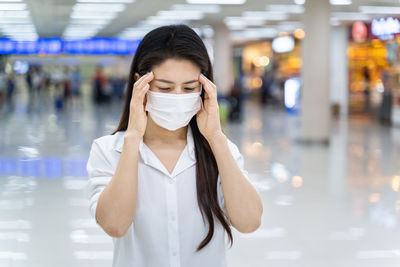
[112,24,232,251]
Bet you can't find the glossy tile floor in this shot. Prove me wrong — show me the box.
[1,84,400,267]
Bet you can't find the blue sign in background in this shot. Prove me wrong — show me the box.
[0,38,141,55]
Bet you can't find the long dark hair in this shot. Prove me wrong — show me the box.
[112,24,233,251]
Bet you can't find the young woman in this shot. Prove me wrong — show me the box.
[86,24,263,267]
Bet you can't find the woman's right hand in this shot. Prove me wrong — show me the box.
[126,71,154,138]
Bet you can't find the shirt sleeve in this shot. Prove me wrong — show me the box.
[85,139,114,224]
[217,139,251,225]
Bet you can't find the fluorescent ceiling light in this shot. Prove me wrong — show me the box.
[1,25,35,29]
[171,4,220,13]
[224,17,265,27]
[294,0,305,4]
[64,33,96,35]
[242,11,289,20]
[278,25,298,31]
[267,4,304,13]
[139,19,188,26]
[73,3,125,12]
[330,0,351,5]
[118,30,149,39]
[70,13,117,19]
[157,10,203,17]
[64,28,100,33]
[148,15,195,22]
[0,3,26,10]
[2,31,37,34]
[231,28,278,40]
[3,34,37,38]
[70,19,109,24]
[186,0,246,5]
[0,18,31,23]
[6,36,38,40]
[156,10,204,20]
[227,24,247,30]
[0,10,29,18]
[331,12,369,20]
[360,6,400,14]
[77,0,134,2]
[65,27,103,32]
[8,33,37,35]
[279,21,302,25]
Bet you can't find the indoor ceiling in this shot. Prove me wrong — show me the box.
[0,0,399,41]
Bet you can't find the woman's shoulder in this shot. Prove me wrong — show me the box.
[91,131,126,152]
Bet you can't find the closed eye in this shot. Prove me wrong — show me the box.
[158,87,170,91]
[185,87,196,91]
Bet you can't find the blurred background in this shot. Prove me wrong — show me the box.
[0,0,400,266]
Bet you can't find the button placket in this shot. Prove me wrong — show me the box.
[166,176,180,267]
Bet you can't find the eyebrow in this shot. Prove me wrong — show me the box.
[155,79,199,84]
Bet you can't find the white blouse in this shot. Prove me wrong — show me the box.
[86,127,250,267]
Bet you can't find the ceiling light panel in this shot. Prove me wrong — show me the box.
[330,0,352,5]
[77,0,134,2]
[0,3,26,10]
[171,4,220,13]
[360,6,400,14]
[64,1,129,39]
[0,2,38,40]
[267,4,304,13]
[186,0,246,4]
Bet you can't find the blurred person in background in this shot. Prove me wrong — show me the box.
[63,67,71,100]
[32,67,42,94]
[228,79,244,122]
[86,24,262,267]
[363,66,371,114]
[380,67,393,125]
[6,73,16,112]
[71,67,82,102]
[260,67,275,106]
[93,66,109,104]
[52,67,64,93]
[26,67,33,94]
[6,72,15,101]
[0,69,5,107]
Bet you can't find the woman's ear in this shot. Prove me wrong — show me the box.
[134,72,140,82]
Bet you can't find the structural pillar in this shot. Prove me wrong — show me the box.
[213,22,233,96]
[300,0,331,144]
[330,25,349,118]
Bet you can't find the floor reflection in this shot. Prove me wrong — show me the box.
[0,87,400,267]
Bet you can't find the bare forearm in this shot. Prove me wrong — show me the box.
[96,134,140,237]
[208,132,263,233]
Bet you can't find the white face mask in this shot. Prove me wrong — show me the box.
[145,87,202,131]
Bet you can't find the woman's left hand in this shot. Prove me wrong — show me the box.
[196,73,223,142]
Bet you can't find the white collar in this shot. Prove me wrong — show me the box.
[113,126,196,177]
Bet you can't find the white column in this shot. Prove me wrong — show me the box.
[330,26,349,118]
[300,0,331,143]
[213,22,233,96]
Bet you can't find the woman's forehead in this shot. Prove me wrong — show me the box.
[151,58,200,82]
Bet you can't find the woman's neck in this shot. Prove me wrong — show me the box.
[143,116,188,145]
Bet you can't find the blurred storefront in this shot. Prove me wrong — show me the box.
[232,30,303,111]
[347,18,400,126]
